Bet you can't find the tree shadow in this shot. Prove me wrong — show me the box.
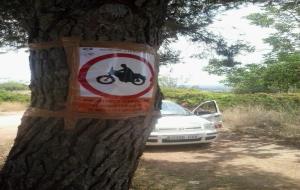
[135,131,300,189]
[145,143,211,153]
[134,158,300,190]
[145,133,282,160]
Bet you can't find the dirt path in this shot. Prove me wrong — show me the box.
[0,112,23,168]
[134,131,300,190]
[0,113,299,189]
[0,112,22,144]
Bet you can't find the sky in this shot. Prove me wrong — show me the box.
[160,4,273,87]
[0,4,273,86]
[0,49,30,83]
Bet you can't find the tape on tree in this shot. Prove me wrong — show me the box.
[27,38,158,128]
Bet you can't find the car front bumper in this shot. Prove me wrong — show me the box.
[146,130,218,145]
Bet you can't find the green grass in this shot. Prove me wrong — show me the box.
[0,81,30,104]
[162,87,300,112]
[1,85,299,113]
[0,81,29,91]
[0,90,30,103]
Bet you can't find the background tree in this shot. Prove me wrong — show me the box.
[206,0,300,93]
[246,1,300,60]
[0,0,262,189]
[159,76,179,88]
[263,52,300,92]
[221,64,267,93]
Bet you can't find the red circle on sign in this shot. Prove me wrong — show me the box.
[78,53,155,98]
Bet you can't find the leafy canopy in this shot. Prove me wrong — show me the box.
[246,1,300,59]
[222,53,300,93]
[205,0,300,93]
[0,0,262,65]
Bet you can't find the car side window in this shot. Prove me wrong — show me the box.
[161,101,190,115]
[194,101,217,115]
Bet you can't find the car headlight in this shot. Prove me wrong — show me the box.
[204,123,214,130]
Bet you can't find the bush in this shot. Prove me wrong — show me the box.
[0,90,30,103]
[223,106,300,147]
[162,87,300,112]
[0,81,29,91]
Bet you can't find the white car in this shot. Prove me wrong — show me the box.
[147,100,222,145]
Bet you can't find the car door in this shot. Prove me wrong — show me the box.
[192,100,223,128]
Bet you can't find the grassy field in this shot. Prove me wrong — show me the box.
[0,81,29,91]
[0,90,29,103]
[1,85,300,113]
[1,87,300,189]
[162,88,300,113]
[162,87,300,147]
[0,82,29,111]
[1,86,299,143]
[223,106,300,147]
[0,90,29,111]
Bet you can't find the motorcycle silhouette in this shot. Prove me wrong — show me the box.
[96,64,146,85]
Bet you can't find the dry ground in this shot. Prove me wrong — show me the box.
[0,102,27,112]
[0,112,300,190]
[133,130,300,190]
[0,112,22,167]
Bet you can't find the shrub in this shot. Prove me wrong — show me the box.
[223,106,300,147]
[0,81,29,91]
[0,90,30,103]
[162,87,300,112]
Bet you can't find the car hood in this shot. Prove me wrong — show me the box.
[155,115,211,130]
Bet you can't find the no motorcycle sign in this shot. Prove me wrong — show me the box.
[73,47,156,116]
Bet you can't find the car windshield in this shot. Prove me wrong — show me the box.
[161,101,192,116]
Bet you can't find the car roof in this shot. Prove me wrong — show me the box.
[162,100,174,103]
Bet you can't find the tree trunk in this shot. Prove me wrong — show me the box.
[0,1,168,189]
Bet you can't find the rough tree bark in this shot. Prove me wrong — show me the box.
[0,1,168,189]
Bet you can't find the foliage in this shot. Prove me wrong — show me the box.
[206,1,300,93]
[222,64,267,93]
[221,53,300,93]
[0,90,29,103]
[158,76,179,88]
[263,53,300,92]
[164,0,256,65]
[158,42,181,66]
[162,87,300,113]
[246,1,300,59]
[204,42,255,70]
[0,0,259,65]
[0,81,29,102]
[3,85,300,114]
[0,81,29,91]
